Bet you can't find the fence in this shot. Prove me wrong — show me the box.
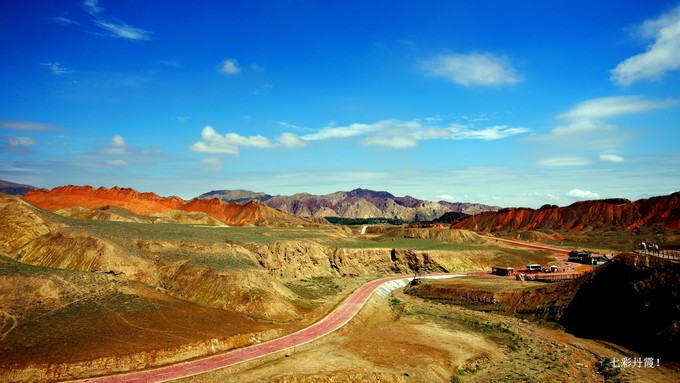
[633,247,680,261]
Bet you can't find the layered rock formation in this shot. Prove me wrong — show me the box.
[201,188,498,221]
[450,192,680,232]
[23,185,314,227]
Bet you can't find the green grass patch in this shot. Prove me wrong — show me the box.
[332,236,479,251]
[285,276,341,301]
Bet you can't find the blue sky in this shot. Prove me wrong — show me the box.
[1,1,679,207]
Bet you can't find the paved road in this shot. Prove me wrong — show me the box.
[480,235,570,254]
[67,274,448,383]
[67,235,575,383]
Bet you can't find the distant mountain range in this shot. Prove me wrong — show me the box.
[200,188,499,222]
[449,193,680,232]
[23,185,317,227]
[0,180,36,196]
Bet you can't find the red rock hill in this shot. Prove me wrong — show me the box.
[23,185,313,226]
[449,192,680,232]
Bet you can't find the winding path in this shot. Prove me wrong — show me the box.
[68,274,451,383]
[68,235,572,383]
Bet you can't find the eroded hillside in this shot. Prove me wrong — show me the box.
[1,194,516,382]
[450,192,680,232]
[23,185,317,227]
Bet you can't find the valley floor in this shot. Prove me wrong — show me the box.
[177,290,680,383]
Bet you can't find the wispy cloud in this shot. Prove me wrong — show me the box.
[276,132,308,148]
[83,0,103,15]
[0,121,61,131]
[81,0,153,41]
[537,157,591,167]
[41,62,72,75]
[611,5,680,86]
[556,96,677,120]
[529,96,675,167]
[189,118,529,155]
[600,153,625,163]
[2,136,37,154]
[106,159,128,166]
[420,52,522,87]
[359,136,418,148]
[52,16,79,26]
[219,59,240,75]
[95,21,153,41]
[200,157,223,171]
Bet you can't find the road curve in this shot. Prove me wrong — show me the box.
[480,235,570,254]
[67,274,450,383]
[67,236,572,383]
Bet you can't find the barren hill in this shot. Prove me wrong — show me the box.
[24,185,314,227]
[200,188,498,221]
[450,192,680,232]
[24,185,185,215]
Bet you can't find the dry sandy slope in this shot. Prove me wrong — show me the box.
[174,278,680,383]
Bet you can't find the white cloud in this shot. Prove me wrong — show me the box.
[104,134,130,155]
[189,118,529,155]
[600,153,625,163]
[276,132,308,148]
[420,128,453,139]
[359,136,418,148]
[219,59,240,75]
[549,120,613,137]
[420,52,521,87]
[447,125,530,141]
[537,157,591,167]
[0,121,60,131]
[82,1,153,41]
[95,21,153,40]
[53,16,79,26]
[556,96,676,121]
[302,121,386,141]
[106,159,128,166]
[112,135,125,147]
[41,62,72,75]
[189,125,275,155]
[83,0,103,15]
[7,137,37,147]
[611,5,680,86]
[436,194,455,201]
[567,188,600,199]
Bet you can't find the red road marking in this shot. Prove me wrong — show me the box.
[65,273,448,383]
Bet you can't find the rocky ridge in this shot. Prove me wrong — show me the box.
[450,192,680,232]
[201,188,498,221]
[23,185,315,227]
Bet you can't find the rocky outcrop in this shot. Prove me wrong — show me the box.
[24,185,315,227]
[201,188,499,222]
[450,192,680,232]
[24,185,185,214]
[560,253,680,360]
[407,253,680,361]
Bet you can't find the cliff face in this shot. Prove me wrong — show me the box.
[24,185,185,215]
[23,185,314,227]
[450,192,680,232]
[406,253,680,361]
[560,253,680,360]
